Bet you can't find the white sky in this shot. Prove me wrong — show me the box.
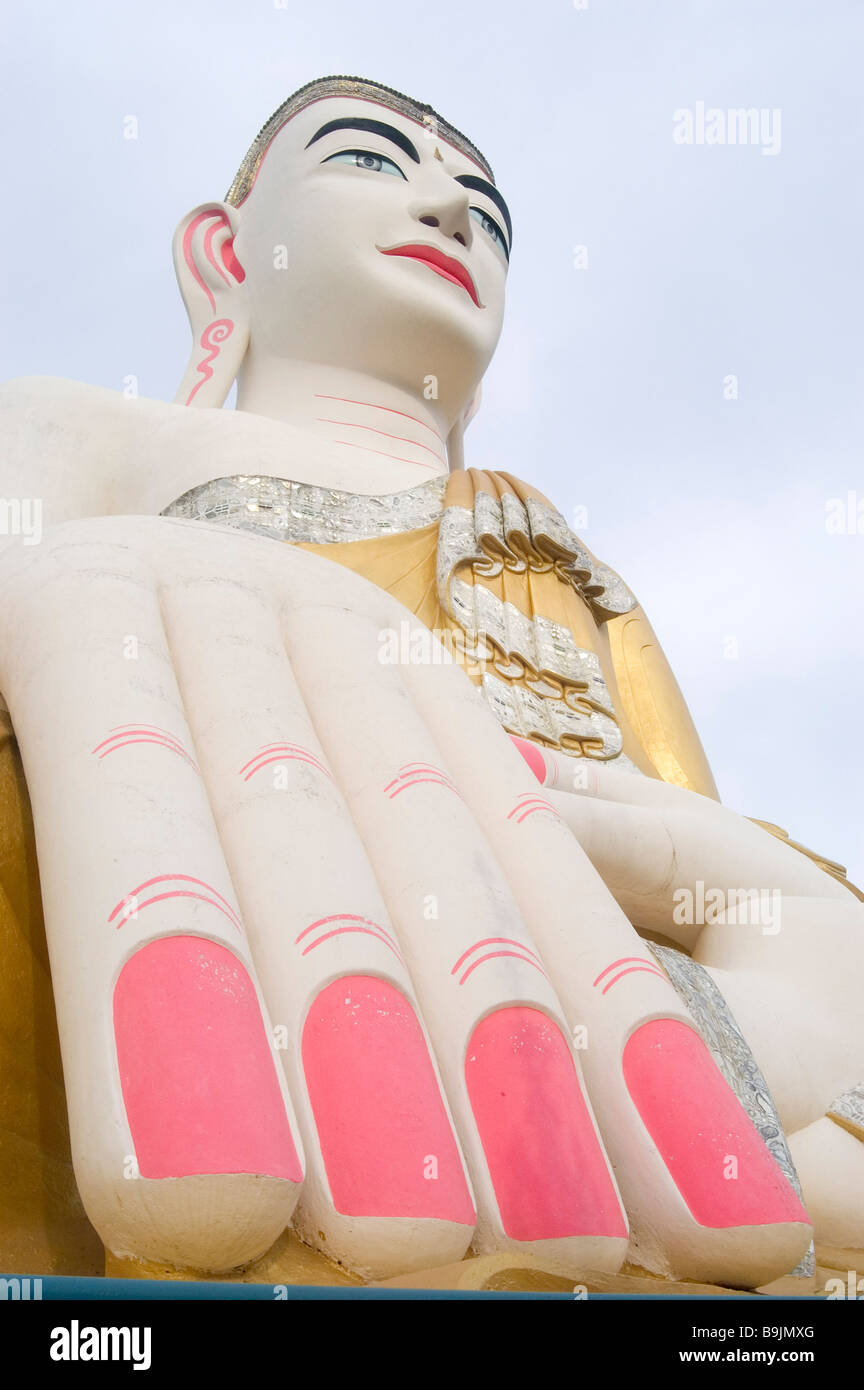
[2,0,862,882]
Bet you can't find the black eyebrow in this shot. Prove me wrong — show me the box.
[453,174,512,248]
[306,118,420,164]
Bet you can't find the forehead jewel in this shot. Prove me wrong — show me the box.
[225,74,495,206]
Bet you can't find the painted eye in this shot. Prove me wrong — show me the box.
[469,206,509,259]
[323,149,406,179]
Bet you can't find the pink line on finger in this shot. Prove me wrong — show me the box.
[389,777,463,800]
[109,722,178,732]
[243,752,333,783]
[508,796,558,821]
[239,742,330,776]
[458,950,550,987]
[451,936,543,975]
[109,874,241,928]
[295,913,395,945]
[112,890,242,933]
[593,956,660,987]
[601,965,666,995]
[95,736,199,772]
[386,761,450,780]
[513,800,561,817]
[96,725,187,750]
[301,925,405,965]
[383,762,457,793]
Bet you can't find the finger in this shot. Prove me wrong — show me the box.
[154,539,476,1280]
[277,570,629,1277]
[402,652,813,1288]
[0,521,304,1272]
[541,790,848,941]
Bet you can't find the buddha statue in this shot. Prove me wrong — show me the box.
[0,75,861,1294]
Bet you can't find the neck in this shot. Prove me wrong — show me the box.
[235,358,461,491]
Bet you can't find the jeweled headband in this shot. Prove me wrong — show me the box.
[225,74,495,207]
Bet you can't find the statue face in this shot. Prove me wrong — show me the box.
[232,96,510,407]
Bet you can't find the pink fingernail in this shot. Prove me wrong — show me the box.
[623,1019,809,1227]
[114,936,303,1181]
[302,976,475,1223]
[509,735,547,784]
[465,1006,627,1241]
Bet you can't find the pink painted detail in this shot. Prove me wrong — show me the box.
[302,926,405,966]
[593,955,663,987]
[240,742,333,783]
[114,935,302,1181]
[316,418,447,467]
[506,794,559,823]
[314,393,444,443]
[109,874,242,933]
[451,936,543,975]
[302,976,475,1222]
[203,218,232,290]
[220,235,245,282]
[295,913,404,965]
[457,950,550,987]
[451,935,549,987]
[294,912,394,945]
[181,210,244,312]
[185,318,234,406]
[509,735,548,785]
[332,439,438,471]
[465,1007,627,1241]
[92,726,199,773]
[600,965,666,995]
[384,762,462,800]
[383,761,449,789]
[623,1020,810,1228]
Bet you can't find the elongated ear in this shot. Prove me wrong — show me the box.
[172,202,249,407]
[446,382,483,471]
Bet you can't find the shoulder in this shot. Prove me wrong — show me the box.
[0,377,159,518]
[0,379,247,519]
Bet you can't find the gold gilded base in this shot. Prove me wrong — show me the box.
[104,1228,362,1287]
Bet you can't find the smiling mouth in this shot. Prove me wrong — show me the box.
[377,243,482,307]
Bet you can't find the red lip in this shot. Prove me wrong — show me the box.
[378,243,482,307]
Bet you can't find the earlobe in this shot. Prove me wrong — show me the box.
[172,202,250,408]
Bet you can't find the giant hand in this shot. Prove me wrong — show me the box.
[0,515,813,1286]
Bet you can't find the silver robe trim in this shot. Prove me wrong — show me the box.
[161,473,447,545]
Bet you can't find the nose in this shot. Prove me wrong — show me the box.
[408,186,473,249]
